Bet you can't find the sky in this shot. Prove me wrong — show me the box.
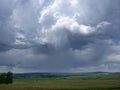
[0,0,120,73]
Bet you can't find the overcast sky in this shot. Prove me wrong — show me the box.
[0,0,120,73]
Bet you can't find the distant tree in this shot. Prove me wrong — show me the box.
[0,75,1,84]
[0,72,13,84]
[0,73,7,84]
[6,72,13,84]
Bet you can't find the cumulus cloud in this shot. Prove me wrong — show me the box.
[0,0,120,73]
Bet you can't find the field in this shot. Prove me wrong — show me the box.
[0,73,120,90]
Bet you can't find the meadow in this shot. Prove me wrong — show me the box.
[0,73,120,90]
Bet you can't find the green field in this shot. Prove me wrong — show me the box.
[0,73,120,90]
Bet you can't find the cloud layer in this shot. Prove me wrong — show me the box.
[0,0,120,73]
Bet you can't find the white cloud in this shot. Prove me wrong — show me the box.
[69,0,79,7]
[106,54,120,62]
[104,43,120,62]
[0,66,12,73]
[70,64,109,72]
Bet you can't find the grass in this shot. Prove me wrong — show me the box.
[0,73,120,90]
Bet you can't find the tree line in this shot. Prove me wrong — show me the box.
[0,72,13,84]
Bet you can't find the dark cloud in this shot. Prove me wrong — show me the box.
[32,44,55,54]
[0,0,120,73]
[0,43,12,52]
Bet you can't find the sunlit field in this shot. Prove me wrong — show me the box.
[0,73,120,90]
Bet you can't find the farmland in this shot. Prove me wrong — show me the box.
[0,73,120,90]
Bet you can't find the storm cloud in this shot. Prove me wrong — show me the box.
[0,0,120,73]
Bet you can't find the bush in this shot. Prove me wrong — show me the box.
[0,72,13,84]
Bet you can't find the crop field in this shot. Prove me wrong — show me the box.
[0,73,120,90]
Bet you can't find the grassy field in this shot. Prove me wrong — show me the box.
[0,73,120,90]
